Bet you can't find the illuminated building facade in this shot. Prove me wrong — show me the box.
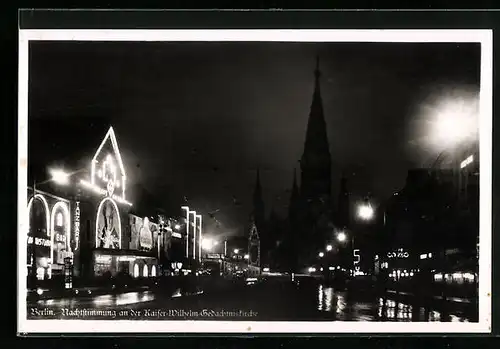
[26,126,161,282]
[77,127,159,279]
[27,189,73,281]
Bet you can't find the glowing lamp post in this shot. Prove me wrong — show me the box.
[202,238,213,251]
[326,244,333,251]
[357,204,374,221]
[49,169,71,186]
[336,232,347,243]
[416,92,479,172]
[318,252,324,258]
[428,97,478,150]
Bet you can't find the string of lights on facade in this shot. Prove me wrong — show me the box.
[26,126,228,290]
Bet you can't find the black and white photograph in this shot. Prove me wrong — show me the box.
[17,29,492,334]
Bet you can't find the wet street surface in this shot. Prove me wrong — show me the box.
[27,278,477,322]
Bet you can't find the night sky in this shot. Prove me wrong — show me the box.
[28,41,481,237]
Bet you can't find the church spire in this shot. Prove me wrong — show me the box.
[300,56,332,200]
[252,168,265,231]
[315,55,321,83]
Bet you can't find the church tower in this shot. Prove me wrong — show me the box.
[252,168,265,233]
[299,56,332,217]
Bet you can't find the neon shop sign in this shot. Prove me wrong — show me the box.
[387,248,409,259]
[74,201,80,251]
[27,236,51,247]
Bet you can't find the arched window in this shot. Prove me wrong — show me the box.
[56,212,63,227]
[151,265,156,277]
[143,264,149,277]
[133,264,139,278]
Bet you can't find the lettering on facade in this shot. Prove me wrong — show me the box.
[27,236,51,247]
[74,201,80,251]
[55,233,66,243]
[387,248,409,259]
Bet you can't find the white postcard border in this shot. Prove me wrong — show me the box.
[18,29,492,334]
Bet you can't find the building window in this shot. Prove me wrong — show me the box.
[133,264,139,278]
[151,265,156,277]
[56,212,63,227]
[143,264,149,277]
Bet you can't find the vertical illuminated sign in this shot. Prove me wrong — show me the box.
[353,249,361,264]
[74,201,80,251]
[197,214,202,262]
[181,206,190,258]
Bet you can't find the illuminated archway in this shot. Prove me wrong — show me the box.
[50,201,71,264]
[27,194,50,237]
[151,265,156,277]
[133,264,139,278]
[143,264,148,277]
[95,197,122,249]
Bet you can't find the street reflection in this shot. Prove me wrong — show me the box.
[36,291,156,308]
[315,284,473,322]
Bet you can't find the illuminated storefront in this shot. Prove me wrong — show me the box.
[27,190,72,280]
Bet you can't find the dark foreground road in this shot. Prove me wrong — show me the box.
[27,277,477,322]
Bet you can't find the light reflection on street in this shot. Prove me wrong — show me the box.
[315,284,473,322]
[35,291,156,308]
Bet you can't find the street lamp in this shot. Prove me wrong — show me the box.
[318,252,324,258]
[202,238,213,251]
[337,232,347,243]
[326,244,333,251]
[357,204,374,221]
[234,249,239,254]
[49,169,72,185]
